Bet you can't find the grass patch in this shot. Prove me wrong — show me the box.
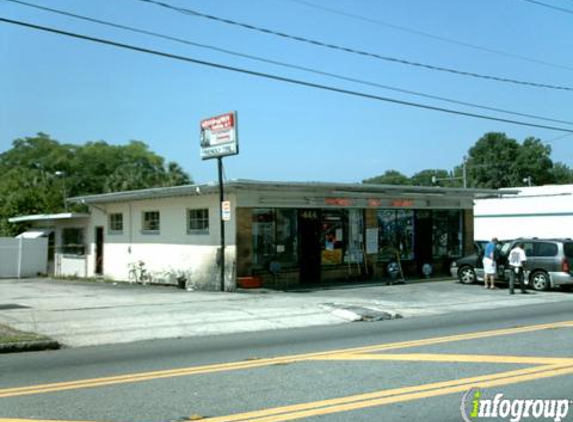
[0,323,50,344]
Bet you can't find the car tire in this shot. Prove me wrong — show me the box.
[530,271,550,291]
[458,266,476,285]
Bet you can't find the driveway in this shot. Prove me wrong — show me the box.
[0,278,571,348]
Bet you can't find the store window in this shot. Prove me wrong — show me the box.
[187,208,209,235]
[142,211,160,233]
[346,209,365,264]
[61,228,85,255]
[377,209,414,260]
[321,210,348,265]
[252,209,298,269]
[108,213,123,234]
[432,210,462,258]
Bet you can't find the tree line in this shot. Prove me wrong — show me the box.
[2,131,572,236]
[0,133,191,236]
[363,132,573,188]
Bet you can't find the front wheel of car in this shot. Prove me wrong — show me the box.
[530,271,550,291]
[458,266,476,284]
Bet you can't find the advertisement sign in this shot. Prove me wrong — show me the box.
[221,200,231,221]
[200,112,239,160]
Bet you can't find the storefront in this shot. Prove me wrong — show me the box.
[12,180,499,290]
[233,180,494,287]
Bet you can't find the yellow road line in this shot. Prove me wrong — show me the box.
[2,365,573,422]
[202,364,573,422]
[318,352,573,365]
[1,320,572,398]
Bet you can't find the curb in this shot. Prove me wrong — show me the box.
[0,339,61,354]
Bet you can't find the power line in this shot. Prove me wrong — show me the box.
[2,17,573,134]
[283,0,573,73]
[519,0,573,15]
[135,0,573,92]
[6,0,573,127]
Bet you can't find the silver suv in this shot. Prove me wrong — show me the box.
[451,238,573,291]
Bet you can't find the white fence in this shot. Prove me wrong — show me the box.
[0,237,48,278]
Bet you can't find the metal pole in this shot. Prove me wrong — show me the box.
[218,157,225,292]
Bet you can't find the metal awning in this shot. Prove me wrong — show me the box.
[15,229,53,239]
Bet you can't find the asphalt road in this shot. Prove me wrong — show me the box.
[2,301,573,422]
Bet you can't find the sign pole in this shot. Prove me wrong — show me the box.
[199,111,238,292]
[218,156,225,292]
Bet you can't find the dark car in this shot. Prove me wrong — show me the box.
[450,238,573,291]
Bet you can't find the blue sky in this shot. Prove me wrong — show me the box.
[1,0,572,184]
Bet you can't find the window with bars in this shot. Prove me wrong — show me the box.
[108,213,123,234]
[142,211,160,233]
[60,228,85,255]
[187,208,209,235]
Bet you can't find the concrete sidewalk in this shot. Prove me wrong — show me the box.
[1,277,572,348]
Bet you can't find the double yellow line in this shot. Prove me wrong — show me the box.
[202,364,573,422]
[1,320,572,399]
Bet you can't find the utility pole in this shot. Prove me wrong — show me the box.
[462,156,467,188]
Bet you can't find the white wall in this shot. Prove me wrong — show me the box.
[52,218,90,278]
[88,193,237,290]
[0,237,48,278]
[474,185,573,240]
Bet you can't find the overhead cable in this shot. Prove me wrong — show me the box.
[6,0,573,126]
[135,0,573,92]
[2,17,573,133]
[284,0,573,72]
[519,0,573,15]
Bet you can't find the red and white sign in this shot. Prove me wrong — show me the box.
[200,112,239,160]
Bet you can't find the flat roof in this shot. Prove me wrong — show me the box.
[68,179,510,205]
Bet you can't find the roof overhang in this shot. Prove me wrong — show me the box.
[68,179,512,205]
[8,212,90,224]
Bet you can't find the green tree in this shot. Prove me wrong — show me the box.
[466,132,520,188]
[363,170,410,185]
[0,133,192,236]
[513,137,553,186]
[551,162,573,184]
[410,169,453,186]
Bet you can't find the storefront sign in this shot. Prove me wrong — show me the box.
[200,112,239,160]
[390,199,414,207]
[324,198,353,207]
[322,249,343,265]
[368,199,382,207]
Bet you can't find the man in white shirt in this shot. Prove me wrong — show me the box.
[508,242,528,294]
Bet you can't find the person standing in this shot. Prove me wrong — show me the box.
[482,237,498,289]
[509,242,528,294]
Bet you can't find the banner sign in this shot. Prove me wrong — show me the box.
[200,111,239,160]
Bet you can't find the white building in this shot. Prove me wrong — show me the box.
[474,184,573,240]
[10,180,500,290]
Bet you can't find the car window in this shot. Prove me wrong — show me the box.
[522,242,535,256]
[499,242,511,256]
[564,242,573,258]
[533,242,557,257]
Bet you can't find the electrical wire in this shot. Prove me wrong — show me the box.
[519,0,573,15]
[283,0,573,73]
[135,0,573,92]
[2,17,573,134]
[6,0,573,126]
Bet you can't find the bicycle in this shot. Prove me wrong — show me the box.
[127,260,152,284]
